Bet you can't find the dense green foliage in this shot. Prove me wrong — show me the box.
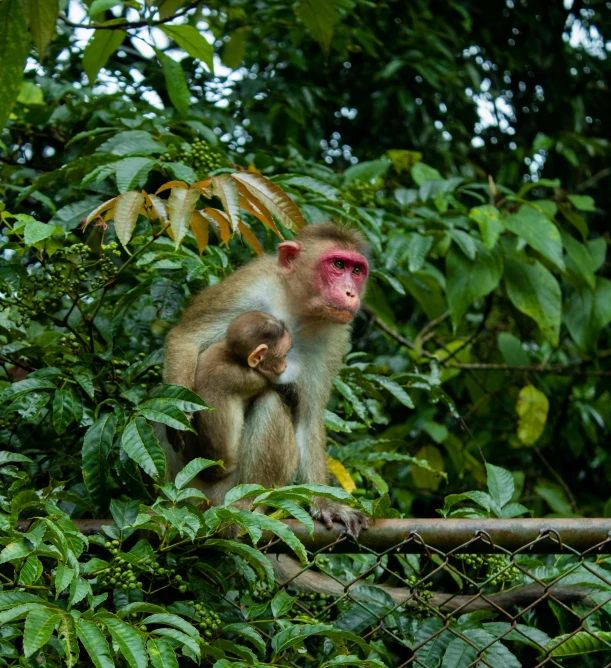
[1,0,611,665]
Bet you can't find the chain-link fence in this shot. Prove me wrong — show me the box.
[257,519,611,667]
[65,518,611,667]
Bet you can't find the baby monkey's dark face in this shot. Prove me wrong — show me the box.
[256,329,292,380]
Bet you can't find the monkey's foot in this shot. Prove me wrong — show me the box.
[311,499,370,538]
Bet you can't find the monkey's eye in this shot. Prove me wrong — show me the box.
[353,266,362,276]
[333,259,345,270]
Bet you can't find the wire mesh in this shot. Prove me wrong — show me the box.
[256,522,611,667]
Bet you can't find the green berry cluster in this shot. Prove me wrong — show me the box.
[0,413,18,429]
[160,138,223,179]
[191,603,221,638]
[342,179,380,208]
[298,591,332,612]
[251,580,274,601]
[456,553,520,584]
[97,543,144,591]
[406,574,433,619]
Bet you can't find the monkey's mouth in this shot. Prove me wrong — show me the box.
[323,305,356,323]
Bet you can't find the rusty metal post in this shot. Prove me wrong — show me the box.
[18,518,611,553]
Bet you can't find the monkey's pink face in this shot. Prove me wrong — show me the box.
[315,250,368,322]
[278,240,369,323]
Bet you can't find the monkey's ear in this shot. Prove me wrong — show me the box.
[248,344,268,368]
[277,241,301,272]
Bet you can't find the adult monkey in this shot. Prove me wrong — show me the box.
[162,222,370,536]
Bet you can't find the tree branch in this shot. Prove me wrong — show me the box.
[58,1,201,31]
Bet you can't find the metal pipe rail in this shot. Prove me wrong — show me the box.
[24,518,611,554]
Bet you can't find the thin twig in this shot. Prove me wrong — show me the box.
[58,1,200,31]
[415,310,449,343]
[364,310,436,359]
[444,362,611,376]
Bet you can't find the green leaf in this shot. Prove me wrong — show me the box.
[83,30,126,83]
[271,590,298,618]
[497,332,529,366]
[406,233,434,272]
[486,463,514,508]
[175,458,219,489]
[23,220,60,245]
[55,563,75,594]
[150,277,183,320]
[272,622,369,654]
[58,613,80,667]
[110,498,140,531]
[114,190,145,248]
[564,278,611,351]
[24,608,61,657]
[147,638,178,668]
[567,194,596,212]
[0,591,44,610]
[446,244,502,327]
[204,539,275,585]
[89,0,120,15]
[115,157,156,194]
[562,230,595,290]
[411,162,442,186]
[0,0,29,130]
[365,374,414,408]
[469,205,504,250]
[51,199,103,232]
[97,131,166,157]
[516,384,549,446]
[98,613,147,668]
[137,404,195,432]
[121,417,166,480]
[17,80,44,105]
[257,514,308,563]
[22,0,58,60]
[504,206,565,271]
[294,0,338,55]
[168,186,200,245]
[76,619,115,668]
[343,158,390,185]
[0,377,56,403]
[82,413,117,510]
[504,255,562,346]
[146,384,210,412]
[0,539,33,563]
[141,614,199,641]
[52,389,78,435]
[18,556,43,585]
[161,24,214,72]
[223,623,266,655]
[222,26,249,69]
[157,50,191,117]
[548,631,611,657]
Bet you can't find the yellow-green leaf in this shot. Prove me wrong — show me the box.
[114,191,144,248]
[160,24,214,73]
[168,186,200,245]
[83,30,126,84]
[326,456,356,493]
[85,197,117,226]
[22,0,58,60]
[0,0,29,130]
[516,384,549,446]
[411,445,445,492]
[231,172,306,232]
[294,0,338,56]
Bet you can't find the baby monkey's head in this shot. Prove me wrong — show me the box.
[226,311,292,380]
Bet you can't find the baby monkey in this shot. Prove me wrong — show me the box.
[175,311,292,491]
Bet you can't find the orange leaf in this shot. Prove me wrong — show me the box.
[237,221,263,256]
[211,174,241,231]
[85,197,117,226]
[156,180,188,195]
[231,171,306,232]
[237,187,282,238]
[191,210,209,255]
[202,208,231,245]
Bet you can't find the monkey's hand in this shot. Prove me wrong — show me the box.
[311,499,371,538]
